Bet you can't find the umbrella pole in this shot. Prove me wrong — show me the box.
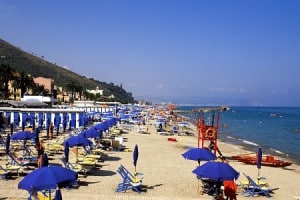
[258,168,260,185]
[134,166,136,176]
[197,179,203,195]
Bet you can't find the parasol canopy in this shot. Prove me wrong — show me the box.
[182,147,216,164]
[18,165,77,192]
[192,161,239,182]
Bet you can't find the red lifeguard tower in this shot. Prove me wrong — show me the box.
[193,107,229,155]
[168,104,175,115]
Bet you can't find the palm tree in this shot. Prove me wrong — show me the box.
[15,71,36,98]
[0,63,13,99]
[75,84,83,100]
[32,84,49,96]
[65,81,77,103]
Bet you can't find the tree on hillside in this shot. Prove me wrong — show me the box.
[14,71,36,98]
[32,84,49,96]
[0,63,13,99]
[66,81,84,102]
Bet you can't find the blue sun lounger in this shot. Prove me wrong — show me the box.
[242,173,273,197]
[116,165,142,194]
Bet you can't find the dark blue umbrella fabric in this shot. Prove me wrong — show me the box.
[257,147,262,169]
[63,135,92,147]
[11,131,35,141]
[18,165,77,191]
[5,134,10,154]
[41,153,49,167]
[192,161,239,181]
[64,142,69,163]
[133,144,139,172]
[54,189,63,200]
[257,147,262,177]
[182,148,216,164]
[79,128,101,139]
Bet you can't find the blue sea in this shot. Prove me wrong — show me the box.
[176,106,300,165]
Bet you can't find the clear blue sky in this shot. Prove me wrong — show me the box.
[1,0,299,106]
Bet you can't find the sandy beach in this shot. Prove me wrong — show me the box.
[1,121,300,200]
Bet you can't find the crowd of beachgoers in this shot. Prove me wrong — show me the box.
[0,105,300,199]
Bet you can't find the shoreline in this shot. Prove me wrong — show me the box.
[176,105,300,166]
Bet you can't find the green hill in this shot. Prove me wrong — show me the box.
[0,39,134,103]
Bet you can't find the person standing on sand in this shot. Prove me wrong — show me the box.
[37,139,44,168]
[49,122,54,139]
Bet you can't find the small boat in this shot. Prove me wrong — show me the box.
[232,154,292,167]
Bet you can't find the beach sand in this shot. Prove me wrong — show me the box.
[1,122,300,200]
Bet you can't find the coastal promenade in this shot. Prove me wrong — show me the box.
[1,120,300,199]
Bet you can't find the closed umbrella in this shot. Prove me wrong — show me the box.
[10,123,14,134]
[133,144,139,174]
[257,147,263,183]
[5,134,10,155]
[64,142,69,163]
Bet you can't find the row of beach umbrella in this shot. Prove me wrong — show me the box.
[2,116,123,200]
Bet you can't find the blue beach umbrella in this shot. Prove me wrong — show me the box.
[11,131,35,141]
[182,148,216,165]
[133,144,139,173]
[79,128,100,139]
[5,134,10,155]
[18,165,77,192]
[192,161,239,182]
[63,135,92,147]
[257,147,262,177]
[64,142,69,163]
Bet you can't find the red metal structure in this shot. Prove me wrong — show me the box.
[194,107,229,155]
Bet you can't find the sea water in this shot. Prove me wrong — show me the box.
[176,106,300,165]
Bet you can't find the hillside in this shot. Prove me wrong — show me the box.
[0,39,134,103]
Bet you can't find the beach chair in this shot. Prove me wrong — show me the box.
[59,158,89,175]
[37,191,55,200]
[116,164,142,194]
[242,173,273,197]
[0,164,22,177]
[119,164,143,182]
[0,165,9,180]
[8,152,31,169]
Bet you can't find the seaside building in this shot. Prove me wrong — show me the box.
[86,87,103,96]
[33,77,54,94]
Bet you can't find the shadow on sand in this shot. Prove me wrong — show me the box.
[139,183,163,193]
